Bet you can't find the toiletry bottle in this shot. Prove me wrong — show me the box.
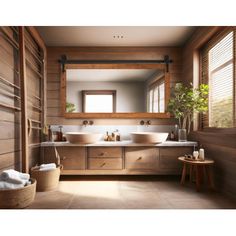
[170,131,175,140]
[116,129,121,141]
[193,150,199,160]
[58,126,63,141]
[104,131,109,141]
[199,146,205,161]
[174,124,178,141]
[48,125,53,142]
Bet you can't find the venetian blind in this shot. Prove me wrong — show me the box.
[200,29,236,128]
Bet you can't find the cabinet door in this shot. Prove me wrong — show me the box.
[159,147,193,174]
[125,147,159,171]
[43,147,86,170]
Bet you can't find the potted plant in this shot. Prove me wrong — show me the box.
[167,83,209,141]
[66,102,76,113]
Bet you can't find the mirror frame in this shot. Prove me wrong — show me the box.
[61,63,171,119]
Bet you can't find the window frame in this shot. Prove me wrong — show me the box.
[82,90,116,113]
[199,28,236,132]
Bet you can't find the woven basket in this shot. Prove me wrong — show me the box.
[0,178,36,209]
[31,165,62,192]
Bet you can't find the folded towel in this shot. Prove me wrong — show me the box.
[39,166,56,171]
[0,169,30,185]
[0,181,24,190]
[40,163,56,169]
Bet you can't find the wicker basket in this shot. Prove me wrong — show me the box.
[31,165,62,192]
[0,178,36,209]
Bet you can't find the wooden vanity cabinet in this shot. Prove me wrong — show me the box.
[159,147,193,174]
[42,147,86,170]
[125,147,159,172]
[41,145,194,175]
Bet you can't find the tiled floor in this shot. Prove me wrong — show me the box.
[28,176,236,209]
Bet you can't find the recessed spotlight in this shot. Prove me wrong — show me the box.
[113,35,124,39]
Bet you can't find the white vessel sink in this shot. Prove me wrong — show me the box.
[130,132,169,144]
[65,132,103,144]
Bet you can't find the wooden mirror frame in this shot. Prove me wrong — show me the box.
[61,63,171,119]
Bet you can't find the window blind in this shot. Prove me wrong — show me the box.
[200,29,236,129]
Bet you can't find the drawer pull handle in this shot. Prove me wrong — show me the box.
[137,157,142,161]
[100,152,107,156]
[100,163,106,167]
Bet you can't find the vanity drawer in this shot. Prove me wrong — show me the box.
[88,157,122,170]
[125,147,159,170]
[88,147,122,158]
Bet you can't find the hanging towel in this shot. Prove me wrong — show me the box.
[40,163,56,169]
[0,181,24,190]
[0,169,30,185]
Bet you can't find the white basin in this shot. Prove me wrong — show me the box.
[130,132,168,144]
[65,132,103,144]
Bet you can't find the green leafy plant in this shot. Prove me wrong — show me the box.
[168,83,209,134]
[66,102,76,113]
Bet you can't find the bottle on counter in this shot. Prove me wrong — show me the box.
[170,131,175,140]
[57,126,63,142]
[174,124,179,141]
[48,125,53,142]
[104,131,109,141]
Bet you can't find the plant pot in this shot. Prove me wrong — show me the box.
[178,128,187,142]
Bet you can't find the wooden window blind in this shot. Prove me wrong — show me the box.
[200,28,236,129]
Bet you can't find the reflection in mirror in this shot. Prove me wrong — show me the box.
[82,90,116,113]
[66,69,165,113]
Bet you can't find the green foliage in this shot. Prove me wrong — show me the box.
[167,83,209,133]
[66,102,76,113]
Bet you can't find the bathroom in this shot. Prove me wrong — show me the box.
[0,1,236,235]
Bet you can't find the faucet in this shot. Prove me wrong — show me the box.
[82,120,94,126]
[140,120,151,126]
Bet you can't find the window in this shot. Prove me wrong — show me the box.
[82,90,116,113]
[147,79,165,113]
[201,30,236,128]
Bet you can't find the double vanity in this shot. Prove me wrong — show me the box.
[41,132,197,176]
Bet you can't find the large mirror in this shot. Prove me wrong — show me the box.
[61,64,170,119]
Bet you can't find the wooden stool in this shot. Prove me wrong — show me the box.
[178,157,215,191]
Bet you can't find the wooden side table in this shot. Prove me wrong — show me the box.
[178,157,215,191]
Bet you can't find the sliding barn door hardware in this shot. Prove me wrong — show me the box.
[58,55,173,72]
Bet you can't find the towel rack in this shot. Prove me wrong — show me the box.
[0,102,21,112]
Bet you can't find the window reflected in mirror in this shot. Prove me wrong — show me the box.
[82,90,116,113]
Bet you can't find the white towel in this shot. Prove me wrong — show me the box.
[0,181,24,190]
[40,163,56,169]
[0,169,30,185]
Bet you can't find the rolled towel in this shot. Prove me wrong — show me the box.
[39,166,56,171]
[0,181,24,190]
[0,169,30,185]
[40,163,56,169]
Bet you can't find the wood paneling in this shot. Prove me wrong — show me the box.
[46,46,182,124]
[0,26,21,173]
[0,26,46,173]
[183,26,236,200]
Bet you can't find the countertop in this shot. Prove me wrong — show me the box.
[41,140,198,147]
